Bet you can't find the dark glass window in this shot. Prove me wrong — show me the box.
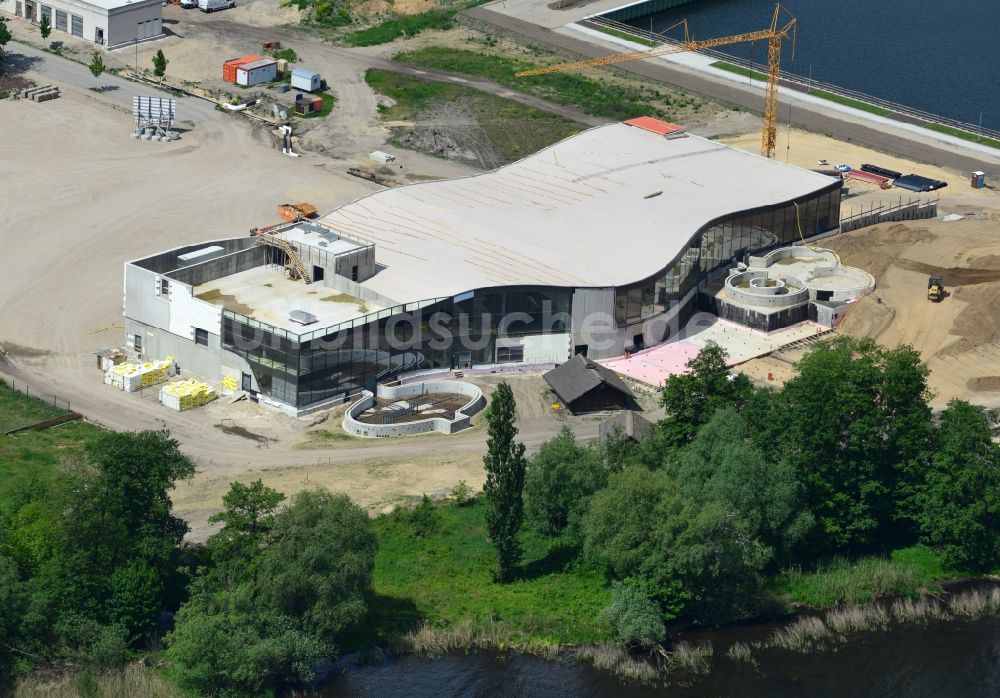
[194,328,208,346]
[497,345,524,363]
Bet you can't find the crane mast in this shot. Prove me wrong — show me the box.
[516,4,796,159]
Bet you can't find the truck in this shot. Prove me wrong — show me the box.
[278,203,318,222]
[928,275,943,302]
[199,0,234,12]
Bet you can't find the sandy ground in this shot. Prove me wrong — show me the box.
[721,128,998,210]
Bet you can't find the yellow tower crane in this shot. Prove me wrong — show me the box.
[516,4,796,159]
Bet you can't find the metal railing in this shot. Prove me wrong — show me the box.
[581,16,1000,144]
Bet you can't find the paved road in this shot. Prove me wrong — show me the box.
[463,6,1000,179]
[7,41,221,120]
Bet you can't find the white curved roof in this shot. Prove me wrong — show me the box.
[320,122,837,304]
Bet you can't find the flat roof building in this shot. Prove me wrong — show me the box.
[123,120,842,415]
[5,0,163,49]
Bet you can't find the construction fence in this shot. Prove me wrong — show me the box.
[1,378,74,435]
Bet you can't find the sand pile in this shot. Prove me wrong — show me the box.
[942,284,1000,357]
[823,223,935,279]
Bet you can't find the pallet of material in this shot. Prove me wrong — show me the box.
[160,379,217,411]
[104,357,176,392]
[21,85,61,102]
[844,169,892,189]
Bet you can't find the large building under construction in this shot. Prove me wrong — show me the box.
[123,119,842,414]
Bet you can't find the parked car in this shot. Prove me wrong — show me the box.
[180,0,198,8]
[199,0,234,11]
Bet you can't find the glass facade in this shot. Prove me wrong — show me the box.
[614,184,841,325]
[223,287,572,408]
[223,184,841,408]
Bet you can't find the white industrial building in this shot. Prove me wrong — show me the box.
[3,0,162,49]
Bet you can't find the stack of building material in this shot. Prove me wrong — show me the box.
[160,379,217,411]
[104,357,175,392]
[219,375,239,394]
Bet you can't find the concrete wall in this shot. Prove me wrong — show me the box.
[168,283,223,341]
[321,273,401,309]
[166,247,265,287]
[124,320,253,382]
[105,0,161,48]
[342,380,485,438]
[840,200,937,234]
[131,237,253,274]
[124,264,171,337]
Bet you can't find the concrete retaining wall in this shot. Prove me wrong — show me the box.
[343,380,485,438]
[840,201,938,234]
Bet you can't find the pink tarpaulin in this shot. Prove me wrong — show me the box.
[601,341,702,388]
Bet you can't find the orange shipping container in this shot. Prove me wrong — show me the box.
[223,56,262,83]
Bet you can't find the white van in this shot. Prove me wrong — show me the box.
[199,0,235,12]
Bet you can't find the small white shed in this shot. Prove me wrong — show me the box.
[290,68,322,93]
[236,58,278,87]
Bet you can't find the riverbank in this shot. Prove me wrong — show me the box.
[460,4,1000,180]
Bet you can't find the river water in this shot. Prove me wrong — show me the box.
[621,0,1000,130]
[322,617,1000,697]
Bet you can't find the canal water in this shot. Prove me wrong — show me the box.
[322,617,1000,696]
[620,0,1000,131]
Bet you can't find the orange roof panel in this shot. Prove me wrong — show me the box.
[624,117,686,136]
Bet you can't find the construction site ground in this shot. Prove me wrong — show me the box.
[2,8,1000,539]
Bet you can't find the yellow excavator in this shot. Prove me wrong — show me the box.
[927,276,943,302]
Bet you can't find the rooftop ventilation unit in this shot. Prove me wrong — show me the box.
[289,310,318,325]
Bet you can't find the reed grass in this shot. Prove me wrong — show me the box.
[948,587,1000,617]
[14,664,181,698]
[390,618,561,659]
[576,643,660,683]
[667,641,713,675]
[725,641,756,666]
[825,603,889,635]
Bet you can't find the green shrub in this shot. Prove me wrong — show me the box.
[600,584,665,649]
[450,480,474,506]
[272,48,298,62]
[410,494,440,537]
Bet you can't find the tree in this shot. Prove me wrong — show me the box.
[167,489,376,694]
[659,341,753,449]
[252,490,377,638]
[675,408,813,566]
[913,400,1000,571]
[208,479,285,563]
[524,427,607,537]
[89,50,105,89]
[772,337,933,555]
[583,467,770,623]
[601,583,665,649]
[482,381,527,582]
[409,494,439,538]
[152,49,168,80]
[0,17,11,58]
[38,14,51,40]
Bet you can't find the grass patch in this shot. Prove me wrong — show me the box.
[301,91,337,119]
[361,496,611,648]
[925,122,1000,150]
[772,552,942,608]
[14,663,183,698]
[394,46,694,122]
[271,48,298,62]
[0,90,9,100]
[808,88,892,117]
[711,60,769,83]
[345,8,458,47]
[593,25,657,48]
[365,68,582,164]
[0,380,104,507]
